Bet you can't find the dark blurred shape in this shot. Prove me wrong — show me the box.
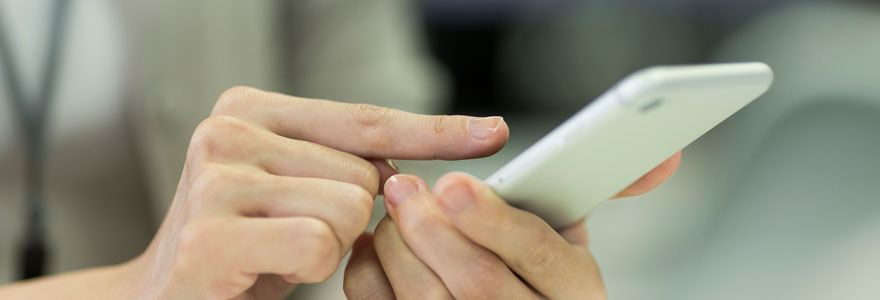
[17,230,47,280]
[420,0,572,25]
[419,0,879,115]
[424,22,503,114]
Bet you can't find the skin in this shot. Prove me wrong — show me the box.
[0,85,680,299]
[343,152,682,300]
[0,86,511,299]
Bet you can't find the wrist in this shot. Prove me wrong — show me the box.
[0,257,148,300]
[104,254,150,299]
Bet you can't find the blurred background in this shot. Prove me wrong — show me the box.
[1,0,879,299]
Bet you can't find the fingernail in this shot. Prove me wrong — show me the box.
[468,116,504,140]
[438,182,476,215]
[385,175,419,207]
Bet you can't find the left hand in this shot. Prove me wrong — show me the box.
[343,152,681,299]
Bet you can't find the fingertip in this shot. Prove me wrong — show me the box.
[437,116,509,160]
[434,177,477,216]
[484,117,510,145]
[467,116,503,139]
[432,172,478,195]
[654,151,682,178]
[436,172,502,202]
[667,151,683,171]
[467,117,510,158]
[615,151,683,198]
[384,175,426,204]
[392,174,429,188]
[383,174,430,219]
[496,119,511,143]
[433,172,508,222]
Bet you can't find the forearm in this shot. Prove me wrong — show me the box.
[0,259,141,299]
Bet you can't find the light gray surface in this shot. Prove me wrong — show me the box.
[592,3,880,299]
[0,0,154,283]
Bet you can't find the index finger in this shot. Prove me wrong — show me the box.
[211,86,509,160]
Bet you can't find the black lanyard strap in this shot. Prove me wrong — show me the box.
[0,0,71,279]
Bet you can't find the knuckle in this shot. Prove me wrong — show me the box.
[175,222,214,272]
[188,115,250,161]
[298,219,341,282]
[350,104,397,153]
[343,185,375,227]
[187,167,220,202]
[213,86,259,115]
[352,161,380,197]
[517,234,557,275]
[332,154,381,187]
[429,116,448,138]
[351,103,392,129]
[319,182,374,249]
[189,165,227,193]
[186,165,244,208]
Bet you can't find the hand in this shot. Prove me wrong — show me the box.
[124,87,510,299]
[343,153,681,299]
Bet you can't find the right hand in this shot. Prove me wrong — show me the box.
[126,86,509,299]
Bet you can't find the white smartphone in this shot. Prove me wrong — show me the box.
[485,62,773,228]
